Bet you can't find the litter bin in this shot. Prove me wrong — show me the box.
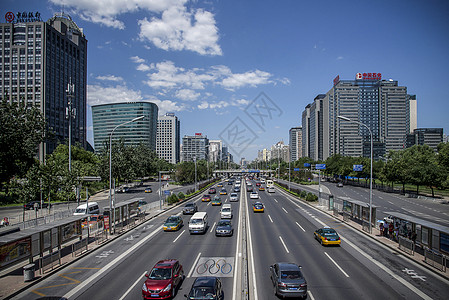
[23,263,35,282]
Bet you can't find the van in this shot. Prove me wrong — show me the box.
[220,204,232,219]
[73,202,100,216]
[268,186,275,193]
[189,212,208,234]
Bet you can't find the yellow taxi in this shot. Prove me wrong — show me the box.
[212,196,222,206]
[217,183,223,187]
[163,215,183,231]
[259,186,265,191]
[219,189,227,195]
[201,194,211,202]
[314,227,341,246]
[253,202,264,213]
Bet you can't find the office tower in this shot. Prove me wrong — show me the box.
[157,113,180,164]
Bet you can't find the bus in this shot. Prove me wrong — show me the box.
[266,179,274,188]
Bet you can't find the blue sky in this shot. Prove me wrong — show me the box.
[2,0,449,160]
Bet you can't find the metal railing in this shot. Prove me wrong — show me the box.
[72,238,88,257]
[398,236,415,255]
[424,247,447,272]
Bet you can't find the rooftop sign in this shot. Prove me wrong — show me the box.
[356,72,382,80]
[5,11,42,23]
[333,75,340,86]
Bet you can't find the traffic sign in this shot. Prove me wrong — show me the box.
[304,163,311,167]
[294,168,300,171]
[315,164,326,170]
[353,164,363,172]
[164,190,171,195]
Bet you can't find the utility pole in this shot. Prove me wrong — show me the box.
[66,78,75,208]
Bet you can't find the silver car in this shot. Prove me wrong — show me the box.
[270,262,307,299]
[230,193,238,202]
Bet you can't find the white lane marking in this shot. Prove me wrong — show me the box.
[342,236,433,300]
[307,290,316,300]
[64,225,163,299]
[388,201,394,205]
[324,252,349,277]
[187,252,202,278]
[173,230,185,243]
[247,187,259,300]
[282,207,288,214]
[207,201,211,206]
[295,222,305,232]
[118,271,146,300]
[279,236,290,253]
[268,215,274,223]
[210,222,216,233]
[274,199,278,203]
[232,184,244,300]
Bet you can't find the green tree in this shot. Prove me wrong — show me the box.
[0,98,46,187]
[437,143,449,189]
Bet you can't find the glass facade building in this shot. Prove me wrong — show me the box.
[156,113,180,164]
[91,102,158,152]
[0,13,87,161]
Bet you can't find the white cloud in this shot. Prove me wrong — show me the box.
[175,89,200,101]
[137,64,152,72]
[197,101,209,110]
[51,0,186,29]
[220,70,272,91]
[337,56,344,60]
[138,5,222,56]
[130,56,145,64]
[95,74,123,82]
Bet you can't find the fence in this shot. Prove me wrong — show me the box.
[398,236,415,255]
[72,238,88,257]
[424,247,447,272]
[17,209,75,230]
[40,250,61,274]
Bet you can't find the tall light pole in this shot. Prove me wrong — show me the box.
[194,156,197,192]
[66,78,75,207]
[338,115,373,233]
[109,115,144,234]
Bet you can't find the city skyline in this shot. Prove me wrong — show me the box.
[2,0,449,160]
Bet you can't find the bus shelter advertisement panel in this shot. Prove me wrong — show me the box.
[0,237,31,268]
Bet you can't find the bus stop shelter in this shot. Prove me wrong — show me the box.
[341,197,378,230]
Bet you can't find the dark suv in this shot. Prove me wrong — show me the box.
[24,201,49,210]
[142,259,184,299]
[270,262,307,299]
[184,276,223,300]
[183,203,198,215]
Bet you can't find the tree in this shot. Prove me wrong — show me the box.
[0,98,46,188]
[437,143,449,189]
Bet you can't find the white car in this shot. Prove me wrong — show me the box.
[230,193,238,202]
[250,192,259,199]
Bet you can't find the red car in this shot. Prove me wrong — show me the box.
[142,259,184,299]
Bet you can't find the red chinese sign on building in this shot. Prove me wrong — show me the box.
[333,75,340,86]
[195,133,202,136]
[356,73,382,80]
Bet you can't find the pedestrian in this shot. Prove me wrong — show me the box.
[388,223,394,239]
[379,222,384,236]
[411,232,417,245]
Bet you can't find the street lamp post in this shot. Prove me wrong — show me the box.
[109,115,144,234]
[337,115,373,233]
[66,79,75,208]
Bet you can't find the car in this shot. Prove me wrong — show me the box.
[24,201,49,210]
[217,183,223,187]
[208,188,216,194]
[259,186,265,191]
[215,219,233,236]
[184,276,224,300]
[230,193,238,202]
[117,186,130,193]
[247,186,254,192]
[211,196,222,206]
[163,215,183,231]
[250,192,259,199]
[219,189,227,195]
[253,202,264,213]
[314,227,341,246]
[270,262,307,299]
[202,195,211,202]
[228,181,233,185]
[142,259,184,299]
[336,182,343,187]
[234,186,240,192]
[81,214,103,229]
[145,187,152,193]
[183,203,198,215]
[256,182,261,187]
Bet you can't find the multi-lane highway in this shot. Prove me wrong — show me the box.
[12,178,449,300]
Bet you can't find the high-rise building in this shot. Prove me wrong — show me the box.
[302,73,414,160]
[289,127,302,161]
[157,113,180,164]
[408,95,417,133]
[208,140,222,162]
[0,12,87,161]
[271,141,290,162]
[406,128,443,151]
[181,133,209,162]
[91,102,158,152]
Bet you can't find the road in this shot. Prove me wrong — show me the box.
[12,178,449,300]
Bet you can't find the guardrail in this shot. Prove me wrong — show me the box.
[40,250,61,274]
[398,236,415,255]
[72,238,88,257]
[424,247,447,272]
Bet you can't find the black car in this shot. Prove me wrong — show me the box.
[183,203,198,215]
[24,201,49,210]
[247,186,253,192]
[270,262,307,299]
[185,276,223,300]
[215,220,233,237]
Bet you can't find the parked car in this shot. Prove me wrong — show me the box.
[142,259,184,299]
[24,201,49,210]
[184,276,223,300]
[183,203,198,215]
[270,262,307,299]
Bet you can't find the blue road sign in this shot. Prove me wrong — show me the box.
[294,168,300,171]
[353,164,363,172]
[304,163,311,167]
[315,164,326,170]
[164,190,171,195]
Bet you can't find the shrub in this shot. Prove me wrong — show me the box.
[306,192,318,202]
[166,194,179,205]
[178,192,185,200]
